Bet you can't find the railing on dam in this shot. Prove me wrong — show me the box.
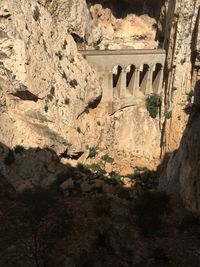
[80,49,166,113]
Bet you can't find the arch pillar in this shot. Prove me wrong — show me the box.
[101,70,113,102]
[128,66,140,97]
[116,67,127,98]
[140,66,154,95]
[153,66,164,94]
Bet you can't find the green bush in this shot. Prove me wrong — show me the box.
[87,147,97,158]
[186,90,194,103]
[146,93,161,118]
[4,150,15,165]
[166,111,172,119]
[14,145,25,154]
[101,154,114,163]
[86,163,105,174]
[106,171,121,185]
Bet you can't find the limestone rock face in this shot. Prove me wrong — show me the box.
[0,0,199,177]
[87,3,158,49]
[0,0,101,154]
[163,0,200,152]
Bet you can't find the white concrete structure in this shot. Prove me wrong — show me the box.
[80,49,166,113]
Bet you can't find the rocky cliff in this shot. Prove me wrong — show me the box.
[0,0,200,208]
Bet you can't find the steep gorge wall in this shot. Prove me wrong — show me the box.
[0,0,199,178]
[160,0,200,212]
[0,0,101,155]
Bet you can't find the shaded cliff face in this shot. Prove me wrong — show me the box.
[158,1,200,212]
[160,81,200,212]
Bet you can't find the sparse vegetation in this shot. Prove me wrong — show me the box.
[76,127,81,133]
[64,97,70,105]
[69,79,78,88]
[62,71,68,81]
[55,50,63,60]
[146,93,161,118]
[44,105,48,112]
[184,90,194,114]
[180,58,186,65]
[33,6,40,21]
[87,147,97,158]
[62,39,67,50]
[106,171,121,185]
[14,145,25,154]
[166,110,172,119]
[101,154,114,163]
[186,89,194,103]
[50,86,55,95]
[87,163,105,174]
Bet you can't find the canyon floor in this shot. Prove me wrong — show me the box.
[0,155,200,267]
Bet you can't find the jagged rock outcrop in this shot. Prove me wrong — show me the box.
[0,0,101,155]
[0,0,199,169]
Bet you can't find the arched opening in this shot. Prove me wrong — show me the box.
[113,65,122,88]
[152,63,163,93]
[139,64,149,87]
[126,65,136,87]
[153,63,162,84]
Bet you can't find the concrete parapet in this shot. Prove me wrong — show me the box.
[80,49,166,113]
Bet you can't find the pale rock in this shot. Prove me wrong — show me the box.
[122,177,136,189]
[104,162,113,173]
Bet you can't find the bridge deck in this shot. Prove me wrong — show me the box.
[79,49,166,56]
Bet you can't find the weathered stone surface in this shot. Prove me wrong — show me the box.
[0,0,101,155]
[104,162,113,173]
[122,177,136,188]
